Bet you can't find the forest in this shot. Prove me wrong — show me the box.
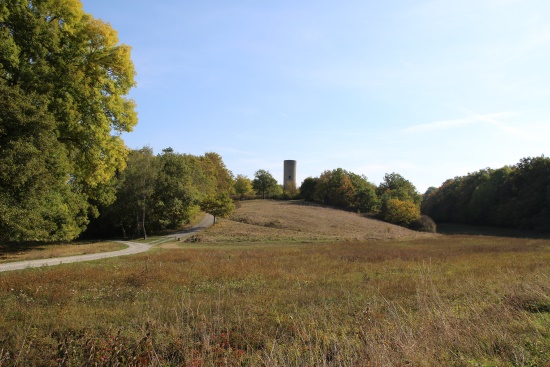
[422,156,550,231]
[84,148,235,239]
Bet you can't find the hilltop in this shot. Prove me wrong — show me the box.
[196,200,434,243]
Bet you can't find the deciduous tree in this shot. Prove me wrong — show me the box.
[381,198,420,226]
[299,177,318,202]
[377,173,422,205]
[200,193,235,224]
[0,0,137,241]
[253,170,278,199]
[234,175,255,200]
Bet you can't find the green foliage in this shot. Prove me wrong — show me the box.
[381,198,421,226]
[0,83,89,242]
[423,187,437,201]
[152,149,197,229]
[86,148,234,238]
[377,172,422,205]
[354,186,380,213]
[312,168,380,213]
[200,193,235,223]
[410,215,437,233]
[422,156,550,231]
[112,147,159,239]
[376,173,422,228]
[299,177,318,202]
[282,181,298,199]
[201,152,235,196]
[273,184,284,198]
[0,0,137,241]
[234,174,255,200]
[252,170,278,199]
[295,169,421,227]
[314,169,355,208]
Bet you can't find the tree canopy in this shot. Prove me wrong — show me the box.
[298,168,424,228]
[234,174,255,200]
[0,0,137,241]
[307,168,379,213]
[422,156,550,231]
[85,148,235,239]
[200,193,235,224]
[252,169,278,199]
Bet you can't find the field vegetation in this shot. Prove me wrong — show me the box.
[1,201,549,366]
[197,200,431,243]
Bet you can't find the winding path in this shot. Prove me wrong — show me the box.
[0,214,214,273]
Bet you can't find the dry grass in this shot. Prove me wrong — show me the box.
[0,201,548,366]
[197,200,434,243]
[0,241,126,263]
[0,236,549,366]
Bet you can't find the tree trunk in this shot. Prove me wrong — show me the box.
[142,195,147,240]
[136,212,141,238]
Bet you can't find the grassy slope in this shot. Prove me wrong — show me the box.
[196,200,434,243]
[0,200,549,366]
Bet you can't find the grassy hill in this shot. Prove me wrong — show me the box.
[196,200,433,243]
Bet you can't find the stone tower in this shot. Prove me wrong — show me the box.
[283,160,297,192]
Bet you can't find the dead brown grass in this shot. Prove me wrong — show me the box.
[199,200,434,243]
[0,241,126,263]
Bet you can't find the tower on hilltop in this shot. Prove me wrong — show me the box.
[283,160,297,192]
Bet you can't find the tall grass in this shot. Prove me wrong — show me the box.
[0,236,549,366]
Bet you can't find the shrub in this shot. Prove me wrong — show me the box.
[381,199,421,226]
[410,215,437,233]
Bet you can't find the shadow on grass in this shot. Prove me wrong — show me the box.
[0,242,48,257]
[437,223,550,239]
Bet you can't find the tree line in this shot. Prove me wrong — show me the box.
[298,169,434,231]
[85,148,235,239]
[421,156,550,231]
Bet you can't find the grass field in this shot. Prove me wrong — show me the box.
[0,201,548,366]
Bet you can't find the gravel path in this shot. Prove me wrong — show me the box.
[0,214,214,273]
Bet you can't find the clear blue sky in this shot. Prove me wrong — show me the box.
[82,0,550,193]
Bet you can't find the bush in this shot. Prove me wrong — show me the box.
[410,215,437,233]
[381,199,421,226]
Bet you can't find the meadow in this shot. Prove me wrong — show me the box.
[0,201,548,366]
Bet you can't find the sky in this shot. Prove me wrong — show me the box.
[81,0,550,193]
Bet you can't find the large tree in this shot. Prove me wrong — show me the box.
[377,173,422,205]
[234,174,255,200]
[200,193,235,224]
[0,0,137,241]
[252,169,278,199]
[377,173,422,226]
[299,177,318,202]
